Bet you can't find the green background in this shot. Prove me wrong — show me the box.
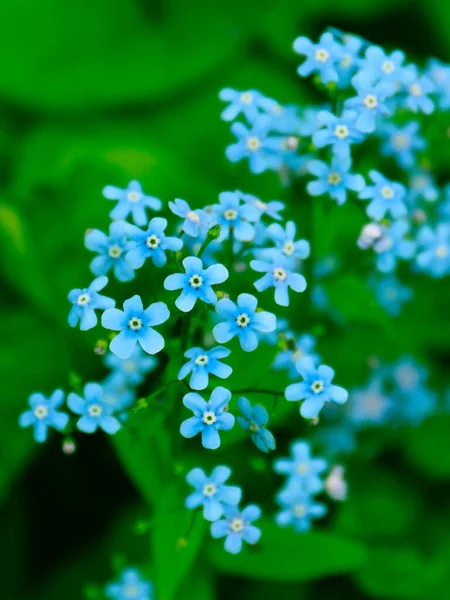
[1,0,450,598]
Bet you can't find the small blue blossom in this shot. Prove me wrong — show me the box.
[180,387,235,450]
[402,65,435,114]
[263,221,310,264]
[124,218,183,269]
[210,504,261,554]
[250,259,307,307]
[178,346,233,390]
[225,117,278,174]
[164,257,229,312]
[103,180,162,226]
[285,358,348,419]
[407,172,439,207]
[237,397,276,453]
[68,383,121,434]
[185,466,242,521]
[426,59,450,110]
[379,121,426,169]
[373,220,415,273]
[357,45,407,85]
[416,224,450,278]
[101,377,136,417]
[344,79,395,133]
[312,110,365,159]
[273,333,321,380]
[19,390,69,443]
[213,293,276,352]
[359,170,407,220]
[265,103,302,135]
[293,32,343,83]
[102,295,170,359]
[347,377,393,427]
[219,88,275,122]
[105,567,153,600]
[372,275,413,317]
[239,191,285,221]
[273,440,327,493]
[335,33,364,88]
[104,347,157,387]
[307,157,365,206]
[68,276,115,331]
[211,191,259,242]
[275,489,327,533]
[168,198,211,238]
[85,222,135,282]
[390,357,436,425]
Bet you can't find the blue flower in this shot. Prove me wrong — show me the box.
[185,466,242,521]
[335,33,364,89]
[265,103,302,135]
[239,192,284,221]
[263,221,310,264]
[178,346,232,390]
[402,66,435,114]
[348,377,393,427]
[105,567,153,600]
[225,117,278,174]
[250,259,307,307]
[219,88,275,122]
[372,275,413,317]
[85,222,135,282]
[211,191,259,242]
[273,333,320,380]
[102,295,170,359]
[427,59,450,110]
[103,180,162,226]
[344,79,395,133]
[379,121,426,169]
[68,383,121,434]
[357,45,407,85]
[164,257,228,312]
[293,32,343,83]
[237,397,276,453]
[416,224,450,278]
[359,170,407,220]
[275,489,327,533]
[285,358,348,419]
[273,440,327,493]
[104,347,157,387]
[19,390,69,443]
[124,218,183,269]
[406,171,438,207]
[210,504,261,554]
[213,293,276,352]
[312,110,365,159]
[101,377,136,417]
[168,198,211,238]
[307,157,365,206]
[389,357,436,425]
[68,276,115,331]
[180,387,235,449]
[373,221,415,273]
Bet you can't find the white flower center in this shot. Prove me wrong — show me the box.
[249,422,259,433]
[129,317,142,331]
[223,208,238,221]
[385,286,397,300]
[108,245,123,258]
[255,200,267,211]
[381,186,394,199]
[315,48,330,63]
[146,234,160,249]
[340,54,352,68]
[246,136,261,151]
[293,503,306,518]
[393,133,409,149]
[396,365,419,389]
[327,172,342,185]
[195,355,209,366]
[240,91,253,104]
[273,267,287,281]
[77,293,90,306]
[88,404,103,417]
[283,241,295,256]
[381,60,395,74]
[296,462,309,475]
[124,585,139,598]
[34,405,48,419]
[230,517,245,532]
[293,349,304,361]
[236,313,250,327]
[189,274,203,288]
[436,244,448,258]
[311,380,324,394]
[202,483,217,497]
[127,191,141,203]
[286,136,299,150]
[272,103,283,114]
[363,393,384,416]
[202,411,217,425]
[187,211,200,223]
[363,94,378,109]
[409,83,422,97]
[124,360,136,373]
[334,125,349,139]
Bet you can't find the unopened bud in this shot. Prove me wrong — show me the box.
[325,465,348,501]
[413,209,427,224]
[357,223,382,250]
[62,438,76,455]
[176,538,189,551]
[207,224,221,240]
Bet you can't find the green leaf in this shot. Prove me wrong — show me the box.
[208,520,366,581]
[403,415,450,478]
[326,274,389,325]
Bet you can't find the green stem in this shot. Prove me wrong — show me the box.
[228,227,234,269]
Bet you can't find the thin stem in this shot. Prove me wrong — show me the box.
[228,227,234,269]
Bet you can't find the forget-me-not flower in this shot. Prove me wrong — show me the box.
[210,504,262,554]
[105,567,153,600]
[312,110,365,158]
[335,34,364,88]
[344,79,395,133]
[164,256,228,312]
[373,221,415,273]
[427,58,450,110]
[103,180,162,226]
[416,224,450,278]
[104,347,157,387]
[211,191,259,242]
[19,390,69,443]
[273,333,320,380]
[124,218,183,269]
[180,387,235,449]
[357,45,407,85]
[185,466,242,521]
[178,346,232,390]
[213,293,276,352]
[68,383,121,434]
[273,440,327,493]
[226,117,278,174]
[379,121,426,169]
[293,32,343,83]
[219,88,275,122]
[239,191,284,221]
[372,275,413,317]
[348,377,393,427]
[169,198,211,238]
[276,489,327,533]
[68,276,115,331]
[359,170,407,220]
[307,157,365,205]
[263,221,310,265]
[402,66,435,114]
[237,397,276,453]
[250,259,307,307]
[102,295,170,359]
[85,222,135,282]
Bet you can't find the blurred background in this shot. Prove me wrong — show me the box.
[1,0,450,598]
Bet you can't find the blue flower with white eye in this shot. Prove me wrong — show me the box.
[185,466,242,521]
[373,221,415,273]
[265,103,302,135]
[348,377,393,427]
[285,358,348,419]
[357,45,407,85]
[344,79,395,133]
[312,110,365,159]
[105,567,153,600]
[124,218,183,269]
[389,357,436,425]
[237,397,276,453]
[180,387,235,450]
[273,440,327,493]
[219,89,275,122]
[213,293,276,352]
[307,157,365,206]
[359,171,407,220]
[250,259,307,307]
[68,276,115,331]
[102,180,162,226]
[178,346,232,390]
[68,383,121,434]
[239,191,285,221]
[168,198,211,238]
[210,504,261,554]
[402,66,435,114]
[293,32,343,83]
[273,333,320,380]
[211,191,259,242]
[415,224,450,278]
[101,377,136,417]
[85,222,135,282]
[372,275,413,317]
[225,117,278,174]
[275,489,327,533]
[263,221,310,265]
[427,59,450,110]
[335,34,364,88]
[406,172,438,208]
[104,347,157,387]
[102,295,170,359]
[19,390,69,443]
[164,257,228,312]
[379,121,426,169]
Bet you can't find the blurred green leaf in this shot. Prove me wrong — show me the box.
[403,415,450,478]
